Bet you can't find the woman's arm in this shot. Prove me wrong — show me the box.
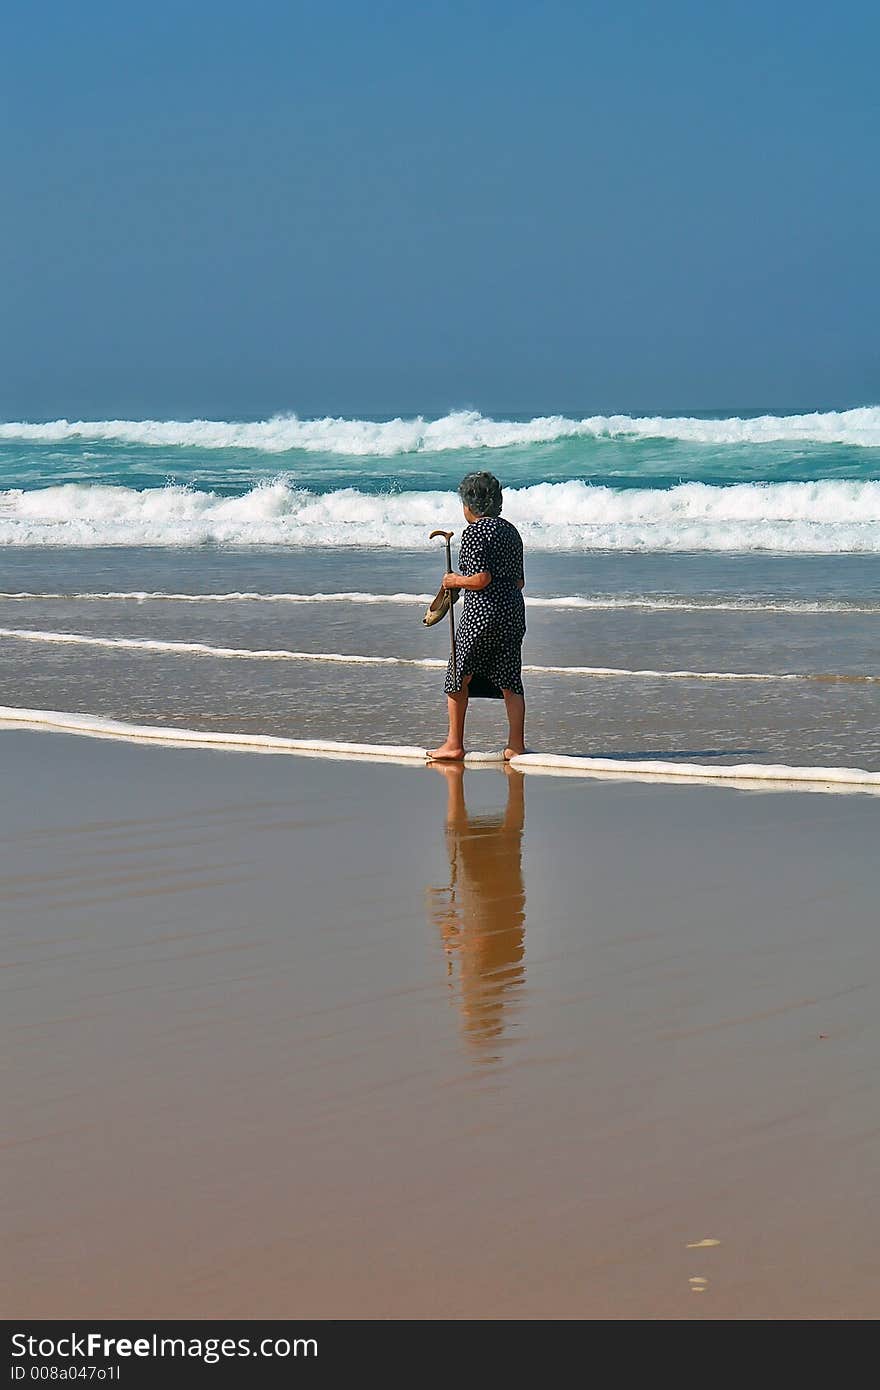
[443,571,492,591]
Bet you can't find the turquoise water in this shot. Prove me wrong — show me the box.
[0,406,879,551]
[0,405,878,772]
[2,424,880,495]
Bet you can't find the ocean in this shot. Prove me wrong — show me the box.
[1,405,879,780]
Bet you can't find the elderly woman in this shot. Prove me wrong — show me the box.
[429,471,527,762]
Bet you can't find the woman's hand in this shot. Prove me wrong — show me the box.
[444,571,491,591]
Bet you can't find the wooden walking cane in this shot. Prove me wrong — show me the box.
[429,529,457,673]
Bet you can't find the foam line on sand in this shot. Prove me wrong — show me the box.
[2,704,880,792]
[0,704,501,765]
[510,751,880,790]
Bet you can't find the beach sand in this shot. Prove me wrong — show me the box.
[4,729,880,1320]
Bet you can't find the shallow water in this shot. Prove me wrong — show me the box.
[1,546,879,771]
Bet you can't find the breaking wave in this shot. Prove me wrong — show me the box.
[3,477,880,551]
[1,406,879,454]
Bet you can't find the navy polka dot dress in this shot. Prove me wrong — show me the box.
[445,516,526,698]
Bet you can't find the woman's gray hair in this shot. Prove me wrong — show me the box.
[458,471,503,518]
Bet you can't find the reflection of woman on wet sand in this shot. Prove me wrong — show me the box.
[427,764,526,1060]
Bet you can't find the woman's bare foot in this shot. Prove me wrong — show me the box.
[428,743,466,761]
[503,746,527,760]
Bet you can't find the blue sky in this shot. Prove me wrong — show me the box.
[2,0,878,417]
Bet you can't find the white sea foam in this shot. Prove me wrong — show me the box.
[0,703,494,764]
[0,589,437,605]
[2,703,879,791]
[3,477,880,551]
[0,590,875,614]
[2,406,880,453]
[0,625,445,668]
[2,625,875,684]
[509,751,880,790]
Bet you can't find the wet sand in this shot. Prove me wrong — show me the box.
[4,730,880,1319]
